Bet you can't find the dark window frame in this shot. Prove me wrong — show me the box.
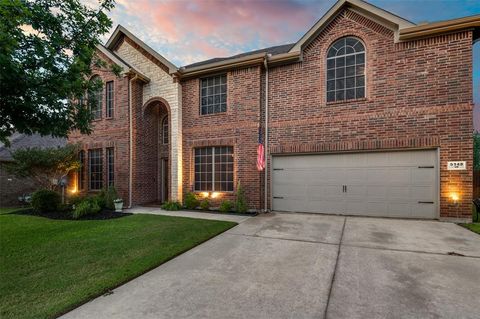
[88,149,103,190]
[106,81,114,118]
[194,146,234,192]
[199,74,227,115]
[326,37,366,102]
[162,116,168,145]
[89,76,103,120]
[78,150,85,190]
[106,147,114,187]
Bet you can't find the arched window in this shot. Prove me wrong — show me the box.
[162,116,168,144]
[88,75,103,119]
[326,37,365,102]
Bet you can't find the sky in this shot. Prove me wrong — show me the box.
[94,0,479,130]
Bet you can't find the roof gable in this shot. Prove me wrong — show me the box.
[290,0,415,52]
[106,25,177,74]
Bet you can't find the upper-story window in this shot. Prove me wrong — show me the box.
[106,81,114,118]
[326,37,365,102]
[162,116,168,144]
[200,74,227,115]
[88,75,103,119]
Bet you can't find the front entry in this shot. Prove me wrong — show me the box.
[160,158,168,203]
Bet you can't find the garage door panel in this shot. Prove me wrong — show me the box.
[272,150,438,219]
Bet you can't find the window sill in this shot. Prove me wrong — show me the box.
[199,111,228,118]
[326,98,368,106]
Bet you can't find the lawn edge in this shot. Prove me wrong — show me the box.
[51,219,237,319]
[458,223,480,235]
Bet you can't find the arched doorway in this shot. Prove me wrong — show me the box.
[143,98,170,203]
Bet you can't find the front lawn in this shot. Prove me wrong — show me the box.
[0,212,236,319]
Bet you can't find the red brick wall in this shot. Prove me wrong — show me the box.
[266,9,473,219]
[68,60,131,205]
[181,67,263,209]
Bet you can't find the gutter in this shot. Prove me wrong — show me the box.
[399,15,480,40]
[263,55,270,213]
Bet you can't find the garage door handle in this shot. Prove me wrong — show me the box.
[273,168,284,171]
[418,166,434,168]
[418,201,434,204]
[273,196,284,199]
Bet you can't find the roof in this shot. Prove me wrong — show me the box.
[183,43,295,69]
[106,25,178,74]
[0,134,66,162]
[290,0,416,52]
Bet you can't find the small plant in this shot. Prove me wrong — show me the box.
[161,201,182,211]
[199,198,210,211]
[219,200,234,213]
[97,187,118,210]
[235,181,248,213]
[31,189,61,213]
[113,198,123,203]
[72,198,101,219]
[68,194,86,207]
[184,192,200,210]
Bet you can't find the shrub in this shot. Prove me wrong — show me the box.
[219,200,234,213]
[68,194,86,207]
[184,192,200,210]
[235,181,248,213]
[72,198,101,219]
[161,201,182,211]
[98,187,118,210]
[31,189,61,213]
[199,198,210,211]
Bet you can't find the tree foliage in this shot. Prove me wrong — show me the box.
[5,144,80,189]
[0,0,115,144]
[474,131,480,171]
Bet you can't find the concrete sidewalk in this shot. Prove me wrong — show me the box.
[61,213,480,319]
[125,206,251,223]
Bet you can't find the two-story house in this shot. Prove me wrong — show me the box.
[68,0,479,221]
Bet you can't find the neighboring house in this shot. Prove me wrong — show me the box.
[68,0,480,221]
[0,133,66,207]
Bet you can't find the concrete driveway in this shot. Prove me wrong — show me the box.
[61,213,480,319]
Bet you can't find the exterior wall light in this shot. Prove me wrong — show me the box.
[211,192,220,199]
[201,192,209,198]
[450,193,459,205]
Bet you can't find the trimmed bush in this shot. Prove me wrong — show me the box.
[235,182,248,213]
[68,194,86,207]
[184,192,200,210]
[98,187,118,210]
[161,201,182,211]
[72,198,101,219]
[219,200,234,213]
[200,198,210,211]
[31,189,61,213]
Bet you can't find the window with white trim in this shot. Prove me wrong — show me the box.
[194,146,233,192]
[326,37,365,102]
[200,74,227,115]
[106,147,114,187]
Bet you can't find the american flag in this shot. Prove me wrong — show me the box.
[257,127,265,171]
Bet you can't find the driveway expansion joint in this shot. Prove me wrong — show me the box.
[324,216,347,319]
[224,232,341,246]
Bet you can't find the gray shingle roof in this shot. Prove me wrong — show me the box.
[183,43,295,69]
[0,134,66,162]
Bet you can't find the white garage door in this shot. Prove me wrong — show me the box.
[272,150,438,219]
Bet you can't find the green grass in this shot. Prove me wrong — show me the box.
[0,207,26,215]
[0,213,236,319]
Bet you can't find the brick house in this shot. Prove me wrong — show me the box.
[68,0,480,221]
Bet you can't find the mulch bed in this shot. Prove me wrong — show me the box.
[13,209,132,220]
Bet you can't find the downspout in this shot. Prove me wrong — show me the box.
[128,74,139,208]
[263,55,270,212]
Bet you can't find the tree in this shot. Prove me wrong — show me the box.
[5,144,81,190]
[474,131,480,171]
[0,0,116,145]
